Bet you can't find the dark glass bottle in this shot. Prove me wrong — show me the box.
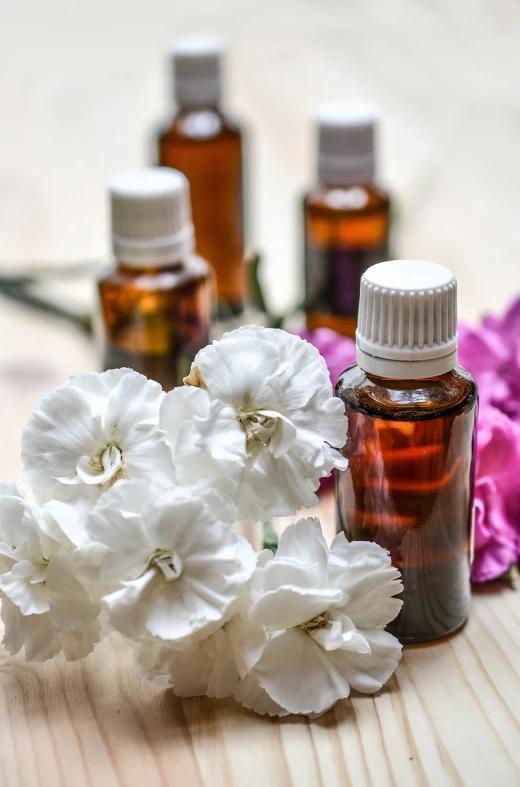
[335,260,478,644]
[98,257,211,391]
[336,366,478,644]
[157,38,245,317]
[304,102,391,339]
[97,168,211,391]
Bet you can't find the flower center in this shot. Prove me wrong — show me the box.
[150,549,183,581]
[76,444,124,487]
[236,410,277,446]
[300,612,331,632]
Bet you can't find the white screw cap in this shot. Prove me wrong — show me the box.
[356,260,458,379]
[314,101,378,186]
[173,35,223,108]
[110,168,194,267]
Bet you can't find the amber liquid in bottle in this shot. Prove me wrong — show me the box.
[304,184,390,338]
[335,365,478,644]
[97,257,211,391]
[158,109,245,317]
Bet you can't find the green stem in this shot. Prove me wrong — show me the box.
[262,521,279,554]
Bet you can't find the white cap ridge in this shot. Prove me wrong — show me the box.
[110,168,194,267]
[356,260,458,379]
[314,100,378,187]
[173,35,223,108]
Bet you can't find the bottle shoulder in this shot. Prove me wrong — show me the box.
[304,183,390,216]
[97,254,210,291]
[158,107,242,143]
[335,364,478,421]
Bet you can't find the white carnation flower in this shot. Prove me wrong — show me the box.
[85,481,256,646]
[159,385,245,511]
[21,369,173,506]
[162,326,347,521]
[135,612,267,698]
[235,518,403,717]
[0,485,101,661]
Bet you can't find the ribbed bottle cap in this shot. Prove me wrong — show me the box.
[110,168,194,267]
[173,35,223,108]
[356,260,458,379]
[315,101,378,186]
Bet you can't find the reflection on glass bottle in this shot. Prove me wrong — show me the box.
[97,168,211,391]
[157,37,245,318]
[304,102,391,338]
[335,260,478,644]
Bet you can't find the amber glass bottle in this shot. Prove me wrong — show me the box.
[335,261,478,644]
[157,37,245,317]
[304,102,390,338]
[97,168,211,391]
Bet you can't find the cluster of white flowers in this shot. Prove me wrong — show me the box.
[0,326,403,717]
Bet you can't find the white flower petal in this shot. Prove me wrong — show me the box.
[1,598,61,661]
[329,537,403,628]
[42,487,99,548]
[122,435,175,487]
[170,627,240,699]
[105,370,164,446]
[160,385,211,445]
[257,410,297,458]
[234,673,291,717]
[195,329,289,409]
[253,628,352,715]
[21,384,104,495]
[0,561,50,615]
[325,628,402,694]
[104,569,163,639]
[86,481,152,554]
[276,518,329,576]
[45,553,100,631]
[60,619,101,661]
[225,613,268,677]
[0,489,39,548]
[250,585,344,631]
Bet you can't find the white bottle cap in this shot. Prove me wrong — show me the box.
[173,35,223,108]
[315,101,378,186]
[110,168,195,267]
[356,260,458,379]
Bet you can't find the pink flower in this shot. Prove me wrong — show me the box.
[459,296,520,422]
[472,406,520,582]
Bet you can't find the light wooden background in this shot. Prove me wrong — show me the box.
[1,1,520,785]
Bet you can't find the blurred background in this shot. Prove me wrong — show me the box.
[0,0,519,474]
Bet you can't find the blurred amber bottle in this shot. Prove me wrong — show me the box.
[336,261,478,644]
[304,102,391,338]
[157,36,245,318]
[97,168,211,391]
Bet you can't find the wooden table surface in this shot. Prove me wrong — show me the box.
[2,1,520,785]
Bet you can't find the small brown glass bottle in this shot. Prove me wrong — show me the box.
[335,260,478,644]
[157,37,245,318]
[97,168,211,391]
[304,102,391,338]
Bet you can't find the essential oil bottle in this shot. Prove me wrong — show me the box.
[304,102,391,338]
[97,168,211,390]
[335,260,478,644]
[157,36,245,318]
